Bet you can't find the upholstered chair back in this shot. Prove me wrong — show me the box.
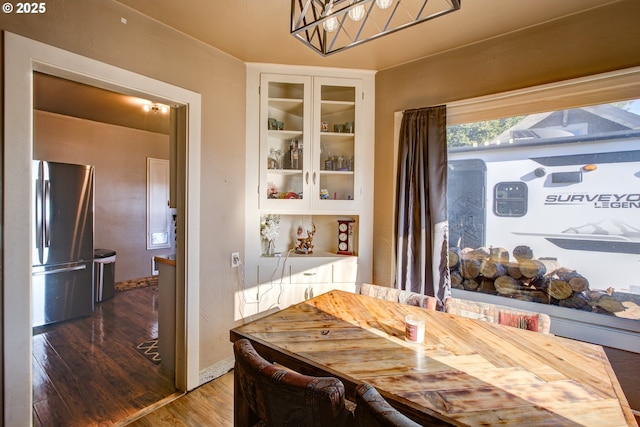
[233,339,354,426]
[354,383,422,427]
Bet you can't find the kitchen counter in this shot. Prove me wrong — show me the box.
[155,254,176,371]
[154,254,176,267]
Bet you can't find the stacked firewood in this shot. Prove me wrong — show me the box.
[448,245,626,314]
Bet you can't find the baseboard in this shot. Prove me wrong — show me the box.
[199,357,234,384]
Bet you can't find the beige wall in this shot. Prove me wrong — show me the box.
[373,0,640,286]
[34,110,170,282]
[1,0,246,372]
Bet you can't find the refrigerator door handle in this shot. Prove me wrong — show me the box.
[44,179,51,248]
[32,264,87,276]
[35,177,44,264]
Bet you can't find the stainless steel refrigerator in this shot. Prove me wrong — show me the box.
[32,160,95,327]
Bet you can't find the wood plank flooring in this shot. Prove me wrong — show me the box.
[129,344,640,427]
[32,284,640,426]
[125,371,234,427]
[129,351,640,427]
[32,285,176,426]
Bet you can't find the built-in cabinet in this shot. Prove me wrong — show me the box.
[260,75,362,211]
[243,64,375,320]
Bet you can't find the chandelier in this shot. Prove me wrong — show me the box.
[291,0,462,56]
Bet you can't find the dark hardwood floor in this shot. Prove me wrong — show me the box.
[129,348,640,426]
[32,285,177,426]
[129,345,640,427]
[32,285,640,426]
[126,371,234,427]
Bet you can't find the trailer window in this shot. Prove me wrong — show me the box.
[494,182,527,217]
[446,97,640,344]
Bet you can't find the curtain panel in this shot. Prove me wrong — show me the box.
[395,106,450,305]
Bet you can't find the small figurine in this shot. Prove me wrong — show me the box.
[295,223,316,254]
[267,182,279,199]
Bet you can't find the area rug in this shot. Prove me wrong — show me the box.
[136,339,161,364]
[116,276,159,292]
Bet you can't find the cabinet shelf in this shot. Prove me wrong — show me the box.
[268,130,303,139]
[321,100,355,115]
[269,97,304,115]
[261,250,356,260]
[266,169,302,175]
[319,131,354,138]
[319,170,354,175]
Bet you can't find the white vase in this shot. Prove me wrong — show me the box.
[266,240,275,256]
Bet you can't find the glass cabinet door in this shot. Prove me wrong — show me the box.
[313,77,361,211]
[260,75,311,210]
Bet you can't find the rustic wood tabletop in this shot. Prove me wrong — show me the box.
[231,290,637,426]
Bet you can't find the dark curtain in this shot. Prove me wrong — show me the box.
[395,106,450,306]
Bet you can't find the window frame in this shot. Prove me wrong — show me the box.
[445,66,640,353]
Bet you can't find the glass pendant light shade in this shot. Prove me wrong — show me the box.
[375,0,393,9]
[323,16,339,32]
[322,1,339,32]
[348,3,365,21]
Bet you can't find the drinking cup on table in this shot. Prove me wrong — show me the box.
[405,315,425,343]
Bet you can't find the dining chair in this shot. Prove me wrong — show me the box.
[360,283,401,302]
[444,297,551,334]
[233,338,354,426]
[399,291,439,310]
[354,383,422,427]
[361,283,441,310]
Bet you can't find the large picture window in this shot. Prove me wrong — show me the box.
[445,68,640,351]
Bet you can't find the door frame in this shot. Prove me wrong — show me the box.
[3,32,201,424]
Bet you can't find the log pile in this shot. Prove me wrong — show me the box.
[448,245,627,315]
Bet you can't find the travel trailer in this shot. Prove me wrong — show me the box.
[448,106,640,296]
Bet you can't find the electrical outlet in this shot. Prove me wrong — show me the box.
[231,252,241,267]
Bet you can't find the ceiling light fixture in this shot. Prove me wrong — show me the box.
[322,2,339,32]
[348,0,365,21]
[291,0,461,56]
[143,103,169,114]
[375,0,393,9]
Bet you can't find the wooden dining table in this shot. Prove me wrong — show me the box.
[230,289,637,426]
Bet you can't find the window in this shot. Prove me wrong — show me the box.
[147,157,171,250]
[445,68,640,351]
[493,182,527,217]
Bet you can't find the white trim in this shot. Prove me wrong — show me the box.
[442,66,640,353]
[447,66,640,125]
[3,32,201,425]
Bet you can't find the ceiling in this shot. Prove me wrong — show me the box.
[34,73,172,134]
[35,0,619,134]
[116,0,618,71]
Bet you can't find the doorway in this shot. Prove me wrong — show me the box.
[32,73,176,424]
[3,32,201,424]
